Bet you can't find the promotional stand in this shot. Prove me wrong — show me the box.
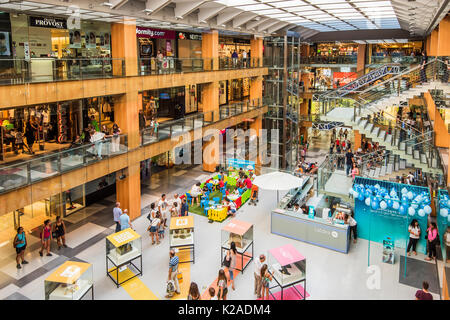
[45,261,93,300]
[170,216,195,264]
[267,244,307,300]
[221,219,254,273]
[106,228,142,288]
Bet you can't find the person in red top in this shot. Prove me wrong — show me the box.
[415,281,433,300]
[218,177,225,189]
[244,175,252,190]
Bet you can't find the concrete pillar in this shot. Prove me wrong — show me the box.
[111,18,138,77]
[116,163,141,221]
[202,30,219,70]
[356,44,366,75]
[250,76,263,105]
[353,130,362,150]
[250,36,263,67]
[437,16,450,56]
[201,82,220,122]
[429,29,439,56]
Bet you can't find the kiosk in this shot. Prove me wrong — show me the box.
[170,216,195,264]
[271,178,350,253]
[221,219,254,273]
[45,261,93,300]
[106,228,142,287]
[267,244,307,300]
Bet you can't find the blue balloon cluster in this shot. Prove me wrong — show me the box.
[352,184,431,217]
[438,193,450,224]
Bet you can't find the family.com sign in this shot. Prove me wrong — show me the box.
[171,128,280,167]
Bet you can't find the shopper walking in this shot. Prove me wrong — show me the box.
[38,219,52,257]
[242,50,247,68]
[351,163,359,181]
[53,216,67,250]
[443,226,450,263]
[226,242,237,290]
[407,219,421,256]
[345,149,354,176]
[344,213,357,243]
[158,194,169,227]
[419,51,428,83]
[425,222,438,261]
[167,249,180,297]
[180,197,189,217]
[232,50,238,68]
[111,123,121,153]
[254,254,266,298]
[415,281,433,300]
[25,116,37,154]
[260,264,272,300]
[172,193,182,216]
[187,282,201,300]
[113,202,122,233]
[119,209,132,231]
[147,211,161,245]
[217,269,228,300]
[13,227,29,269]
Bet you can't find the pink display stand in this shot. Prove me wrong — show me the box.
[258,284,310,300]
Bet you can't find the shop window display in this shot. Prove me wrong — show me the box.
[106,228,143,287]
[221,219,254,273]
[45,261,93,300]
[169,216,195,264]
[267,244,307,300]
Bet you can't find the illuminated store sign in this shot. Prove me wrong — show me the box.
[29,16,67,29]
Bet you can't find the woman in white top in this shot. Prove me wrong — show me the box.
[147,211,161,245]
[407,219,421,256]
[190,183,202,205]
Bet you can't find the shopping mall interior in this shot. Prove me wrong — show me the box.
[0,0,449,302]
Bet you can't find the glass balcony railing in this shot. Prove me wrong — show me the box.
[0,134,128,194]
[368,55,420,66]
[141,98,264,146]
[0,58,126,85]
[300,55,357,65]
[138,57,261,75]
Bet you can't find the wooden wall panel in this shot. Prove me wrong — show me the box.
[0,186,31,216]
[86,161,109,181]
[26,82,57,105]
[60,169,86,191]
[56,80,84,102]
[438,16,450,56]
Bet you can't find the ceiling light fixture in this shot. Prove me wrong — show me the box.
[101,2,113,7]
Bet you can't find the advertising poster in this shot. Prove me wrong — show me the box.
[85,30,96,48]
[101,32,110,49]
[69,29,81,48]
[0,31,11,56]
[333,72,357,88]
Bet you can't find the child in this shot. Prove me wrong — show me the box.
[158,219,165,240]
[208,287,217,300]
[217,269,228,300]
[261,264,272,300]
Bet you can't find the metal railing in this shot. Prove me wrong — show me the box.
[300,55,357,65]
[138,57,261,75]
[0,58,126,85]
[0,134,128,194]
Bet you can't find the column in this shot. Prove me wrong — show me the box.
[353,130,362,151]
[202,30,219,70]
[250,115,262,174]
[437,16,450,56]
[250,76,263,105]
[203,134,220,172]
[429,29,438,56]
[116,163,141,220]
[299,99,309,145]
[356,44,366,75]
[250,36,263,67]
[201,82,220,122]
[111,18,138,77]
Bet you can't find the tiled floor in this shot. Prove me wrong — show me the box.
[0,144,444,300]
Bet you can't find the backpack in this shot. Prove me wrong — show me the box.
[13,235,17,248]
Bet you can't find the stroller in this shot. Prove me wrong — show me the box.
[166,280,175,298]
[249,185,259,206]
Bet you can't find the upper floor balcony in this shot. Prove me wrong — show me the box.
[0,57,262,86]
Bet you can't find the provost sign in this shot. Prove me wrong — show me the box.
[136,27,175,39]
[30,16,67,29]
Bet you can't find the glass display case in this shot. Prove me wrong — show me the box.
[221,219,254,273]
[170,216,195,264]
[106,228,142,287]
[267,244,307,300]
[45,261,93,300]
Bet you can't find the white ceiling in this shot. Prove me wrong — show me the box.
[0,0,448,38]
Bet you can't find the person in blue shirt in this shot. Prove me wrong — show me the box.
[180,198,189,217]
[119,209,132,231]
[14,227,29,269]
[167,249,180,296]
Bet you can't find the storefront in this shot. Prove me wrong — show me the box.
[305,66,358,90]
[0,95,116,163]
[315,42,358,57]
[219,37,250,60]
[7,13,111,80]
[136,26,176,73]
[176,31,202,70]
[141,85,199,122]
[369,41,423,64]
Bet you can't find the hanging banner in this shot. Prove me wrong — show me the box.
[0,31,11,56]
[101,32,110,49]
